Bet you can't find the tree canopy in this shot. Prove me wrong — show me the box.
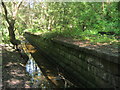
[1,1,120,44]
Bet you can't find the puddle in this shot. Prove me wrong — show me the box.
[21,41,77,88]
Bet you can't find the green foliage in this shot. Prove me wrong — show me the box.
[2,2,119,44]
[39,28,118,44]
[39,2,119,44]
[87,35,117,43]
[1,28,10,44]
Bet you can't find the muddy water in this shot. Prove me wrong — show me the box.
[22,41,77,88]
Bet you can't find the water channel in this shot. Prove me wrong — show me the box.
[21,40,78,89]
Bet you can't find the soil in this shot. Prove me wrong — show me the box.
[1,44,31,89]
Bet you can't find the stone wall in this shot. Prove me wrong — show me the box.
[24,32,120,89]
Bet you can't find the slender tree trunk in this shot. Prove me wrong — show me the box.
[2,1,23,46]
[118,1,120,12]
[8,20,16,41]
[102,2,104,12]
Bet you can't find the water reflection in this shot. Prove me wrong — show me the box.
[26,58,52,88]
[23,42,77,88]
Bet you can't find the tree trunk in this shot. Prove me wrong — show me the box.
[2,1,22,46]
[8,20,16,41]
[8,19,20,48]
[118,1,120,12]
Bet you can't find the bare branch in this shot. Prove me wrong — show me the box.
[13,0,24,19]
[17,0,24,9]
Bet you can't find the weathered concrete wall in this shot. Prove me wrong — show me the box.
[24,32,120,89]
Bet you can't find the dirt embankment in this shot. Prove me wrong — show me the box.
[1,44,31,89]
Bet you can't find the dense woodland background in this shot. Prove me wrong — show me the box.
[1,1,120,45]
[1,1,120,89]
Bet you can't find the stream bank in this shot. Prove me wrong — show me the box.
[1,42,77,89]
[1,44,31,89]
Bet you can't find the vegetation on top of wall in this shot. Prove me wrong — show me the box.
[40,29,119,44]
